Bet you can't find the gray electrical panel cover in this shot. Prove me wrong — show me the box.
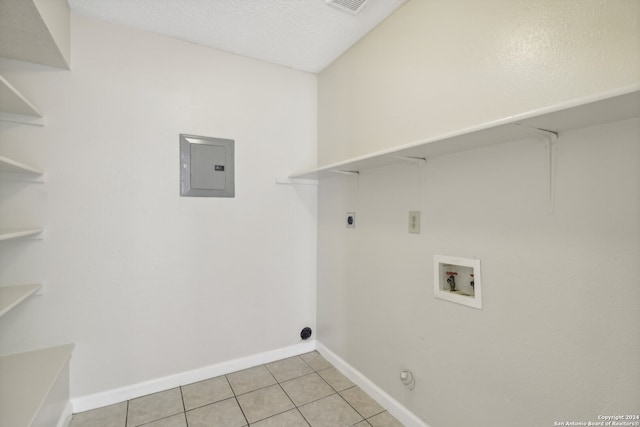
[180,134,235,197]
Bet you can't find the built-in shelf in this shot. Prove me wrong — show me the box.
[0,75,45,126]
[0,2,73,426]
[0,0,71,70]
[291,87,640,180]
[0,344,74,427]
[0,155,44,175]
[0,228,44,241]
[0,284,42,318]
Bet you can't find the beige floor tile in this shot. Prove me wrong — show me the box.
[69,353,396,427]
[300,351,332,371]
[186,398,247,427]
[298,394,363,427]
[266,356,313,382]
[280,373,335,406]
[340,386,385,418]
[317,367,355,391]
[367,411,404,427]
[182,375,234,410]
[250,409,310,427]
[127,388,184,427]
[227,365,277,395]
[143,413,187,427]
[70,401,127,427]
[236,384,295,424]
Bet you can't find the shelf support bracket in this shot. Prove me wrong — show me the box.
[0,112,46,127]
[389,156,427,167]
[0,172,46,183]
[515,124,559,215]
[275,177,318,185]
[328,170,359,176]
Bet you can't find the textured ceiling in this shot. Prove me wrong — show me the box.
[66,0,408,73]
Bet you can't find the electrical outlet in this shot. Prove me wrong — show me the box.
[346,212,355,228]
[408,211,420,234]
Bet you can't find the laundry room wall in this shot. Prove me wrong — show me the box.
[0,14,317,400]
[316,1,640,426]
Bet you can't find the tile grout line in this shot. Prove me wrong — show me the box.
[273,357,314,427]
[240,379,300,425]
[227,371,251,427]
[340,387,387,424]
[178,385,188,426]
[266,353,364,426]
[233,395,250,427]
[305,354,387,423]
[300,355,373,426]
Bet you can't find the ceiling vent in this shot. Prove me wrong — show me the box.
[326,0,370,14]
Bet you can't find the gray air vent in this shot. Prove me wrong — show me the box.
[326,0,370,14]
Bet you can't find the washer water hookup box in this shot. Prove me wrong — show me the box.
[434,254,482,309]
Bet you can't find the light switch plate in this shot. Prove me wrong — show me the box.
[180,134,235,197]
[408,211,420,234]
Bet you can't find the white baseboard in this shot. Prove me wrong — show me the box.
[72,341,316,413]
[316,341,430,427]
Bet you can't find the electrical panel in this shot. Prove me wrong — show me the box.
[180,134,235,197]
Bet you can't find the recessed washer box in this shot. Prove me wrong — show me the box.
[434,254,482,309]
[180,134,234,197]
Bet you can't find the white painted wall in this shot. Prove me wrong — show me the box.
[318,0,640,165]
[317,119,640,426]
[317,1,640,426]
[0,14,317,399]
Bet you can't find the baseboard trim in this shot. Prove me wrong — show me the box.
[71,341,316,413]
[316,341,430,427]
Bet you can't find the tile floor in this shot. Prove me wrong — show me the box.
[69,351,404,427]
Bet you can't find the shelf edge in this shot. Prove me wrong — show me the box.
[0,112,46,126]
[0,284,42,318]
[0,228,45,241]
[292,85,640,179]
[0,75,43,117]
[0,155,44,175]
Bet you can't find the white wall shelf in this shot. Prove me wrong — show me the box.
[0,284,42,318]
[0,75,45,126]
[0,228,44,241]
[0,155,44,176]
[0,344,74,427]
[0,0,71,70]
[291,87,640,180]
[0,2,73,427]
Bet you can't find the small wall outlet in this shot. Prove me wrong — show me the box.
[346,212,356,228]
[408,211,421,234]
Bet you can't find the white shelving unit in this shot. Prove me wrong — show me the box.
[0,284,42,317]
[1,1,73,425]
[291,87,640,180]
[0,344,75,427]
